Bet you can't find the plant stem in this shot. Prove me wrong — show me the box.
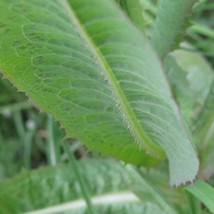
[63,142,95,214]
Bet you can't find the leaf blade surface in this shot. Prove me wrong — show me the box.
[0,0,198,185]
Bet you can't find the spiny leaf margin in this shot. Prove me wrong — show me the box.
[0,0,199,185]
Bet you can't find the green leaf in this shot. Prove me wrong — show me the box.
[139,166,198,214]
[194,80,214,179]
[115,0,146,32]
[171,46,214,106]
[0,159,168,214]
[164,55,196,125]
[151,0,198,58]
[166,46,214,179]
[0,0,198,185]
[126,166,178,214]
[193,80,214,141]
[186,180,214,213]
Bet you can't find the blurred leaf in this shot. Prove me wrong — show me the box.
[186,180,214,213]
[0,159,172,214]
[151,0,198,58]
[138,0,157,34]
[115,0,146,31]
[170,44,214,114]
[194,81,214,179]
[164,55,195,124]
[139,165,197,214]
[169,44,214,179]
[0,138,24,180]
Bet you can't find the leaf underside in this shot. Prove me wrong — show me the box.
[0,0,198,185]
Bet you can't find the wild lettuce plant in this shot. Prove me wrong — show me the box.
[0,0,214,213]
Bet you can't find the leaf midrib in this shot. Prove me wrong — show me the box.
[61,0,165,158]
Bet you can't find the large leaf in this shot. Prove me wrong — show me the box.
[0,0,198,185]
[0,159,172,214]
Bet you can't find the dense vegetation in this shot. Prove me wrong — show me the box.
[0,0,214,213]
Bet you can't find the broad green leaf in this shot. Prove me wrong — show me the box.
[151,0,198,58]
[186,180,214,213]
[0,159,169,214]
[0,0,198,185]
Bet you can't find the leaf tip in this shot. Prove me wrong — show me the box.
[170,153,199,187]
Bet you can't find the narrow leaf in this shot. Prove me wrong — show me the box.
[185,180,214,213]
